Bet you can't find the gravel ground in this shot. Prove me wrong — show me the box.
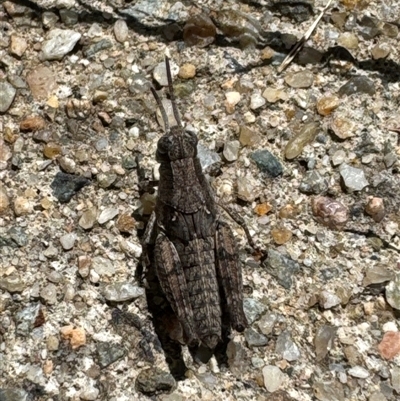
[1,1,400,400]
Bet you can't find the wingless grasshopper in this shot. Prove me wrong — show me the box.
[142,57,247,351]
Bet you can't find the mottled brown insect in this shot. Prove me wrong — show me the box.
[142,56,247,350]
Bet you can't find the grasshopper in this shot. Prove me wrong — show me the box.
[142,56,247,350]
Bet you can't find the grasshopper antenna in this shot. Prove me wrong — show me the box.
[150,86,170,132]
[165,56,182,128]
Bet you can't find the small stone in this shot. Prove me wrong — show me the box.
[262,365,286,393]
[153,61,179,86]
[114,19,128,43]
[250,150,283,177]
[43,142,62,159]
[98,207,119,224]
[380,22,398,38]
[51,172,91,203]
[299,171,328,194]
[314,325,337,361]
[135,368,176,396]
[40,283,57,304]
[80,387,99,401]
[103,282,144,302]
[317,96,340,116]
[363,265,394,287]
[319,290,341,309]
[58,156,76,174]
[92,256,115,277]
[225,91,241,112]
[59,9,78,25]
[79,207,97,230]
[20,115,46,132]
[313,380,344,401]
[378,332,400,360]
[0,185,10,214]
[243,298,267,324]
[254,202,272,216]
[223,140,240,162]
[83,39,113,58]
[0,274,25,293]
[262,87,288,103]
[97,172,117,188]
[60,325,86,349]
[26,66,57,100]
[365,197,385,222]
[116,213,136,233]
[339,164,368,191]
[0,81,17,112]
[42,11,59,28]
[47,335,59,351]
[285,122,319,159]
[385,275,400,311]
[97,342,125,368]
[330,117,356,140]
[271,228,292,245]
[263,249,300,289]
[77,255,91,278]
[258,311,278,336]
[237,176,256,202]
[178,63,196,79]
[245,328,268,347]
[0,389,28,401]
[250,92,266,109]
[284,70,314,88]
[183,13,216,47]
[239,126,261,146]
[41,29,81,60]
[348,366,369,379]
[276,331,301,361]
[331,150,346,166]
[270,0,314,23]
[10,34,28,57]
[13,196,33,216]
[371,43,391,60]
[60,233,76,250]
[312,196,348,230]
[339,76,376,96]
[337,32,359,49]
[391,366,400,392]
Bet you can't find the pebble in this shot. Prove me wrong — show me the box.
[245,328,268,347]
[43,142,62,159]
[178,63,196,79]
[60,325,86,349]
[80,387,99,401]
[331,149,346,166]
[276,331,301,361]
[60,233,76,250]
[20,115,46,132]
[258,311,278,336]
[317,96,340,116]
[47,335,59,351]
[299,171,329,194]
[314,325,337,361]
[348,366,369,379]
[50,172,91,203]
[339,164,369,191]
[262,87,287,103]
[41,29,81,60]
[10,34,28,57]
[0,275,25,293]
[243,297,267,324]
[378,332,400,359]
[271,227,292,245]
[42,11,59,28]
[339,76,376,96]
[114,19,129,43]
[371,43,391,60]
[337,32,359,49]
[153,60,179,86]
[0,185,10,214]
[0,389,28,401]
[225,91,241,112]
[135,368,176,396]
[183,13,216,47]
[385,275,400,311]
[237,176,256,202]
[263,248,300,289]
[284,70,314,88]
[0,81,16,112]
[239,126,261,146]
[250,149,283,177]
[84,39,113,58]
[392,367,400,392]
[79,207,97,230]
[59,9,78,26]
[97,172,117,188]
[40,283,58,304]
[285,122,319,159]
[312,196,348,230]
[319,290,341,309]
[103,282,144,302]
[262,365,286,393]
[15,303,43,335]
[223,140,240,162]
[98,207,119,224]
[365,197,385,222]
[250,92,266,109]
[58,156,76,173]
[13,196,33,216]
[92,256,115,277]
[97,342,125,368]
[26,66,57,100]
[331,117,355,140]
[313,380,344,401]
[116,213,136,233]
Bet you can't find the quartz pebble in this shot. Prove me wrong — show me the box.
[276,331,300,361]
[223,140,240,161]
[339,164,369,191]
[60,325,86,349]
[98,207,119,224]
[314,325,337,361]
[0,81,17,112]
[103,282,144,302]
[319,290,341,309]
[338,32,359,49]
[79,207,97,230]
[385,275,400,311]
[153,61,179,86]
[40,283,57,304]
[348,366,369,379]
[262,365,286,392]
[114,19,128,43]
[371,43,391,60]
[250,93,266,109]
[317,96,340,116]
[10,34,28,57]
[60,233,76,250]
[271,227,292,245]
[262,87,287,103]
[41,29,81,60]
[285,123,318,159]
[92,256,115,277]
[284,70,314,88]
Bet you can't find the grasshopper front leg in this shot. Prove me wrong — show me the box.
[215,221,248,332]
[154,232,200,347]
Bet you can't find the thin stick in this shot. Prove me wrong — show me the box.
[278,0,334,73]
[165,56,182,128]
[150,86,170,132]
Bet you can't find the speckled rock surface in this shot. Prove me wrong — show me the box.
[1,1,400,400]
